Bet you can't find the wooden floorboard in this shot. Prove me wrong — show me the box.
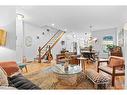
[22,59,124,89]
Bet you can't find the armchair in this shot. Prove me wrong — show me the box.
[97,56,125,86]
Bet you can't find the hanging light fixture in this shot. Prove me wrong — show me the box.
[88,25,98,44]
[89,25,93,37]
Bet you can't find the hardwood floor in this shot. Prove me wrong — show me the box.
[22,59,124,89]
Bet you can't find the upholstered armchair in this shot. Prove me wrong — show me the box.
[97,56,125,86]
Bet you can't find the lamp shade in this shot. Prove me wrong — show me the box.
[0,29,7,46]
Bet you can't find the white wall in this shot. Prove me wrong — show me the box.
[0,7,16,61]
[92,28,117,58]
[0,47,16,61]
[23,23,57,61]
[53,31,90,58]
[21,22,91,60]
[19,22,120,60]
[16,18,24,62]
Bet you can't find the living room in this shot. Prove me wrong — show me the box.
[0,6,127,90]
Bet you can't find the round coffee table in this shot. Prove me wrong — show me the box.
[52,64,82,86]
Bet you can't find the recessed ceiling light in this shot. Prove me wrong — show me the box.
[64,29,67,31]
[51,24,55,26]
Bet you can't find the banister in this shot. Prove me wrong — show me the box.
[40,32,65,59]
[38,31,65,63]
[51,31,65,49]
[39,30,60,51]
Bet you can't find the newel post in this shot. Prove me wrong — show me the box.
[38,46,41,63]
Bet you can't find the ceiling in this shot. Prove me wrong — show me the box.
[17,6,127,32]
[0,6,15,26]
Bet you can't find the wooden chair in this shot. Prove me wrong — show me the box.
[56,53,66,64]
[69,55,80,65]
[56,52,80,65]
[97,56,125,86]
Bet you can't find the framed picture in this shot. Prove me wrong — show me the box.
[0,29,7,46]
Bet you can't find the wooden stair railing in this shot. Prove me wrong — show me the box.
[39,30,60,51]
[38,31,65,63]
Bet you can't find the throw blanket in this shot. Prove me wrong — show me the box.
[8,74,41,90]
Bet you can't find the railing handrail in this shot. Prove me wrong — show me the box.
[51,31,65,49]
[39,30,60,51]
[41,31,65,59]
[38,31,65,63]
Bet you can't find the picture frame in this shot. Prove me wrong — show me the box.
[0,29,7,46]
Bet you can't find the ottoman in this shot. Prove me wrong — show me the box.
[86,69,111,89]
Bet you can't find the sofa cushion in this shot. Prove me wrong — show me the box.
[99,66,125,74]
[0,66,8,86]
[8,73,41,90]
[108,56,124,68]
[109,58,120,67]
[0,61,20,76]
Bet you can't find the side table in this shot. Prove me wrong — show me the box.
[18,63,28,72]
[77,57,87,72]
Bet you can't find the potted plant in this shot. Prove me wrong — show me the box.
[106,44,118,56]
[106,44,117,51]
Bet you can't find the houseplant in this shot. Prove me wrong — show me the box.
[106,44,117,51]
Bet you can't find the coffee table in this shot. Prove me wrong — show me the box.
[52,64,83,86]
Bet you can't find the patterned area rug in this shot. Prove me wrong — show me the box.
[24,66,94,89]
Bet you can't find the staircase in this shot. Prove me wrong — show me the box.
[38,30,65,63]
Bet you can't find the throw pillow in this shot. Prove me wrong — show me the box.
[0,66,9,86]
[108,58,121,67]
[108,57,124,70]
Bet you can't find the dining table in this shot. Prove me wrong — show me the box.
[81,50,96,62]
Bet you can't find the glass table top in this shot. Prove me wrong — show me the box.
[52,64,82,75]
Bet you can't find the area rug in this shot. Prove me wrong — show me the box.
[24,66,94,89]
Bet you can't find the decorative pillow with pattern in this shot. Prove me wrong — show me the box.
[0,66,8,86]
